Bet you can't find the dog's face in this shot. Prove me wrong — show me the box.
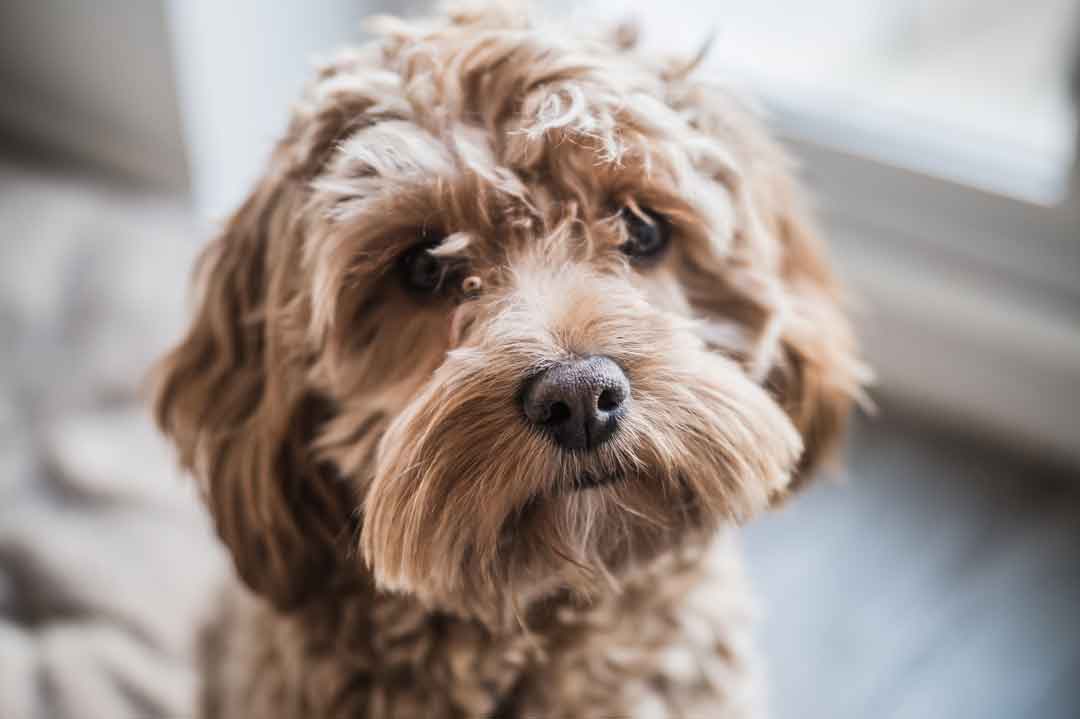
[155,7,864,621]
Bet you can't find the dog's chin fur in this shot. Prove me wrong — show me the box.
[153,3,866,716]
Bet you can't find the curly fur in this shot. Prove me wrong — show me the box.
[153,4,866,716]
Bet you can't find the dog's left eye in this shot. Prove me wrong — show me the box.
[619,207,670,261]
[399,242,444,294]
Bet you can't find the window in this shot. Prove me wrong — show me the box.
[614,0,1078,204]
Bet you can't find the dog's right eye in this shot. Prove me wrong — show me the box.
[619,206,671,262]
[399,243,444,294]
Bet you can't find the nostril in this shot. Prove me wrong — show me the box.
[546,400,572,425]
[597,388,622,412]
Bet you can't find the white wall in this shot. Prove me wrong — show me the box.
[165,1,412,219]
[0,0,189,189]
[0,0,424,210]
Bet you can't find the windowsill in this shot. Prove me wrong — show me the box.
[775,131,1080,468]
[761,87,1075,207]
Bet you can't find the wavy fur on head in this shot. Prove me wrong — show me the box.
[154,3,865,716]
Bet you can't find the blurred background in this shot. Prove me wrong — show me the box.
[0,1,1077,717]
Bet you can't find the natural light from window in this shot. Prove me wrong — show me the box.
[594,0,1078,204]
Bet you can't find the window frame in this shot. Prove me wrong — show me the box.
[769,99,1079,466]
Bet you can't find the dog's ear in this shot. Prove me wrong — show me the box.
[762,172,867,488]
[669,80,867,488]
[152,157,354,610]
[151,59,398,607]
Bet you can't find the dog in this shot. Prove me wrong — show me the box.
[153,4,866,717]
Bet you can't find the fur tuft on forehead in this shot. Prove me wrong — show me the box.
[307,5,738,188]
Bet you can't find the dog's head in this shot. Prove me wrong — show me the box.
[154,6,866,621]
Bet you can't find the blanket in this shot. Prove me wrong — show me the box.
[0,159,226,719]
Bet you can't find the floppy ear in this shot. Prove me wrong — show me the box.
[762,172,867,487]
[152,161,354,610]
[720,174,864,488]
[669,80,867,487]
[151,53,398,608]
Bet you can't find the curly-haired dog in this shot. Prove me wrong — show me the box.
[154,5,865,717]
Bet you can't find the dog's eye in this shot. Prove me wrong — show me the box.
[619,207,670,261]
[399,243,443,294]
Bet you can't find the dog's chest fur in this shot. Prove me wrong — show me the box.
[199,532,761,718]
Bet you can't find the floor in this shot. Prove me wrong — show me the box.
[745,412,1080,719]
[1,152,1078,717]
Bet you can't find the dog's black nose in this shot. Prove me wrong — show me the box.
[522,356,629,451]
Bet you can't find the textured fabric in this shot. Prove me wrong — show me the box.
[0,159,226,719]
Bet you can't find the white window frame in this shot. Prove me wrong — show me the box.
[770,100,1079,466]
